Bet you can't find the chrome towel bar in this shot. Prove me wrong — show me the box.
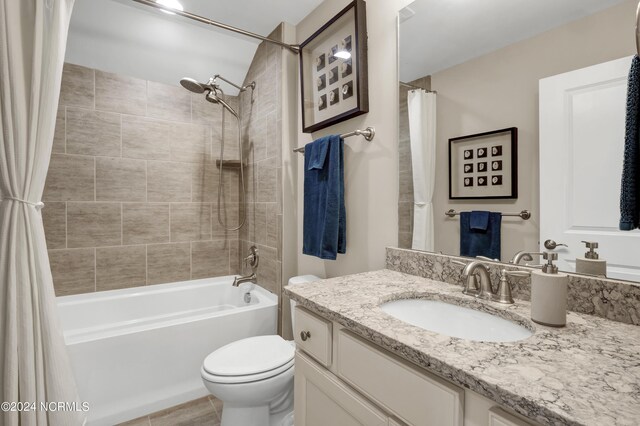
[445,209,531,220]
[293,127,375,154]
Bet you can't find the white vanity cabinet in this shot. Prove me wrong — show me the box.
[293,306,536,426]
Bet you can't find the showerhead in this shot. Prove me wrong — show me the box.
[180,77,206,94]
[180,76,239,118]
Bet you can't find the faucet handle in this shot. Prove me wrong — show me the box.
[494,269,530,304]
[244,246,259,270]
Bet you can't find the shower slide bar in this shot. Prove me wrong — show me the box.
[130,0,300,53]
[445,209,532,220]
[292,127,375,154]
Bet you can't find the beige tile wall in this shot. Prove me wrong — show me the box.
[398,76,431,249]
[45,63,241,296]
[238,26,284,331]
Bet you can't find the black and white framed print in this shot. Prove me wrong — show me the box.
[299,0,368,133]
[448,127,518,199]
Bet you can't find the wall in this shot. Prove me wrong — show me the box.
[44,63,240,296]
[293,0,412,280]
[412,0,635,261]
[238,26,286,331]
[398,76,431,249]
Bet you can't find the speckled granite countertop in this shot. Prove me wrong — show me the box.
[284,269,640,426]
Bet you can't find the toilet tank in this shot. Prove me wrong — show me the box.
[287,275,320,331]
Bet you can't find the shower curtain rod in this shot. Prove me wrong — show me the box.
[130,0,300,53]
[400,81,437,94]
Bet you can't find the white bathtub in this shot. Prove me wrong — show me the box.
[57,276,277,425]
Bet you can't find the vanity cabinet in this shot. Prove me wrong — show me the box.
[293,306,536,426]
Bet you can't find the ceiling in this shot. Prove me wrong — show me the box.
[399,0,629,82]
[66,0,323,94]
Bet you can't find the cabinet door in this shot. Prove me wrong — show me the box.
[488,407,533,426]
[294,351,388,426]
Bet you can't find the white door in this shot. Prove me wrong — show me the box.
[539,56,640,281]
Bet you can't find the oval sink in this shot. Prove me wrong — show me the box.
[380,299,532,342]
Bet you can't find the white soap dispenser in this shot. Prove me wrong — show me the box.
[530,252,568,327]
[575,241,607,277]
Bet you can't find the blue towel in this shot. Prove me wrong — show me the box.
[303,135,346,260]
[469,211,490,231]
[460,211,501,260]
[620,55,640,230]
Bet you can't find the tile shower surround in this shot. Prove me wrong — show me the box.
[237,26,284,319]
[386,247,640,325]
[44,62,243,296]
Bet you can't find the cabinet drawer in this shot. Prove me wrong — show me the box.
[489,407,533,426]
[337,330,464,426]
[294,352,387,426]
[294,307,332,367]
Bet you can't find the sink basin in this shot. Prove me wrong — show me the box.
[380,299,532,342]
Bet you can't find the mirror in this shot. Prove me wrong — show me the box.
[398,0,640,282]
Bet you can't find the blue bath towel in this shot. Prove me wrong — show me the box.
[460,211,501,260]
[620,55,640,230]
[469,211,490,231]
[303,135,346,260]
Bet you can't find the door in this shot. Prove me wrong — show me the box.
[539,56,640,281]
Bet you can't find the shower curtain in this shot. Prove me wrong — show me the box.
[408,90,437,251]
[0,1,85,425]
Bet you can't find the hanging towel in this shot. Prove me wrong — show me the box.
[303,135,346,260]
[620,55,640,230]
[460,211,501,260]
[469,210,490,231]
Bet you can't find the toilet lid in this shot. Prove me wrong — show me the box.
[203,335,294,376]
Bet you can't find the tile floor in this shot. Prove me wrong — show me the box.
[118,396,222,426]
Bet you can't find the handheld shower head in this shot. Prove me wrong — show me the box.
[180,77,206,94]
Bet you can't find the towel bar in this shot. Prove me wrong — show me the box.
[293,127,375,154]
[445,209,531,220]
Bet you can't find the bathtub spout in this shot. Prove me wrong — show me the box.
[233,273,257,287]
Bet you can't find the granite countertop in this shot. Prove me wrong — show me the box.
[284,269,640,426]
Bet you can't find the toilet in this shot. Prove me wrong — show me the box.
[201,275,320,426]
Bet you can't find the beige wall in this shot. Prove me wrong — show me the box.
[427,0,636,262]
[45,63,241,296]
[293,0,412,280]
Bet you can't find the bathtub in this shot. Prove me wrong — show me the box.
[57,276,277,425]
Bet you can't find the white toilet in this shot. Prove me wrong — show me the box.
[201,275,320,426]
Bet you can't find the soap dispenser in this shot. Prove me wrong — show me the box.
[530,252,568,327]
[575,241,607,277]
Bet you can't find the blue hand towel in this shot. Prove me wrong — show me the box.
[620,55,640,230]
[303,135,346,260]
[460,211,501,260]
[469,210,490,231]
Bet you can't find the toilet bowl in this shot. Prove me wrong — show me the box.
[201,275,320,426]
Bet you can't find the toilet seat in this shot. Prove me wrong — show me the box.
[202,335,295,384]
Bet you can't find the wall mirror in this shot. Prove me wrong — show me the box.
[397,0,640,282]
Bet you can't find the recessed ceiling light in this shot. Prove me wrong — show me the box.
[156,0,183,15]
[333,50,351,60]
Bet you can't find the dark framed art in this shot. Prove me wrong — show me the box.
[299,0,369,133]
[449,127,518,199]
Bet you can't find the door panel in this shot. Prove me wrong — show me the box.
[539,56,640,281]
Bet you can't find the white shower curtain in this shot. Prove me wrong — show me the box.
[0,1,84,425]
[408,90,437,251]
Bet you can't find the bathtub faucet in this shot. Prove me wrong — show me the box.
[233,246,259,287]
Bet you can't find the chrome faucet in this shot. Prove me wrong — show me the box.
[511,251,544,265]
[233,246,259,287]
[455,260,530,304]
[462,261,494,300]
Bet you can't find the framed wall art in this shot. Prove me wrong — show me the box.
[299,0,368,133]
[449,127,518,199]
